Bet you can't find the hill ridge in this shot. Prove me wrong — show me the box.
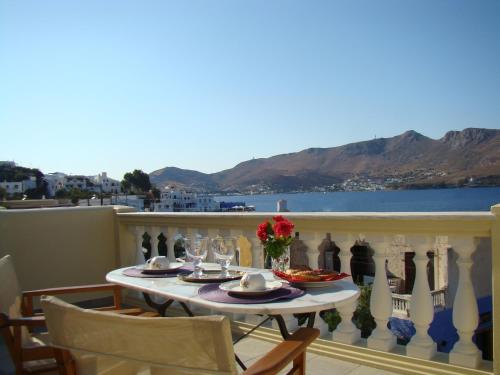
[149,128,500,193]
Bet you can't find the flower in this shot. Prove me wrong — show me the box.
[256,216,295,259]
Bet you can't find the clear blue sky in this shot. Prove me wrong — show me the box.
[1,0,499,180]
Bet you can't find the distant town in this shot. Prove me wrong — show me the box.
[0,161,255,212]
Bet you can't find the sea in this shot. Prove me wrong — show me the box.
[215,187,500,212]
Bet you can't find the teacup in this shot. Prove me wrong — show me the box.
[145,256,170,270]
[240,273,266,291]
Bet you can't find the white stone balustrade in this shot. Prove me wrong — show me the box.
[116,210,498,374]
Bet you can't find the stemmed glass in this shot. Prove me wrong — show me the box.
[184,236,209,278]
[212,236,238,277]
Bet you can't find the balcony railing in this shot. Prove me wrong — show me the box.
[392,288,447,318]
[1,205,498,375]
[116,208,500,374]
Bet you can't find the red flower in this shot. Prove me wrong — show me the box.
[273,215,285,222]
[273,219,294,238]
[257,222,269,242]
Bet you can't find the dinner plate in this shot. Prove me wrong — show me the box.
[178,270,245,283]
[288,279,338,288]
[219,280,282,296]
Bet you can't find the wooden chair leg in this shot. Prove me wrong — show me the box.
[54,349,76,375]
[290,352,306,375]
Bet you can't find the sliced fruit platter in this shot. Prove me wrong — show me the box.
[273,267,350,288]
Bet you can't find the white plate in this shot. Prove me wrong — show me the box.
[288,279,338,288]
[138,262,183,274]
[219,280,282,296]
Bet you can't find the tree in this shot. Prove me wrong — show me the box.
[68,188,92,205]
[121,170,151,194]
[55,189,69,199]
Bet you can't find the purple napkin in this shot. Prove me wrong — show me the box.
[198,283,304,304]
[122,266,193,278]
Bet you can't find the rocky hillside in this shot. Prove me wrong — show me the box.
[149,128,500,192]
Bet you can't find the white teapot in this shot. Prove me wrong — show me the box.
[145,256,170,270]
[240,273,266,291]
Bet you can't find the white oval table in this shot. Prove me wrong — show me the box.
[107,264,360,334]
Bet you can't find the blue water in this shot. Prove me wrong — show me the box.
[215,187,500,212]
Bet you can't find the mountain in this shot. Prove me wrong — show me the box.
[149,128,500,192]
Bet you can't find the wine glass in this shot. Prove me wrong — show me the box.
[184,236,209,278]
[212,236,238,277]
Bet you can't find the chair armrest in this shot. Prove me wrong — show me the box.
[243,328,320,375]
[22,284,123,316]
[0,314,46,329]
[23,283,121,297]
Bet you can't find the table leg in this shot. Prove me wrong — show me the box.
[142,293,195,317]
[306,312,316,328]
[271,312,316,339]
[142,293,174,316]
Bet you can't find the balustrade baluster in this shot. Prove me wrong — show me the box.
[133,226,145,264]
[449,237,481,368]
[207,228,220,263]
[332,297,361,344]
[166,227,178,262]
[150,227,161,258]
[229,229,245,266]
[329,234,360,343]
[332,234,354,275]
[300,232,329,335]
[300,232,322,270]
[406,236,436,359]
[366,236,397,351]
[245,231,264,268]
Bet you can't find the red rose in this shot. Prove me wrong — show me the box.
[257,222,269,242]
[273,215,285,222]
[273,219,294,238]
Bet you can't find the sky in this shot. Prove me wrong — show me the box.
[1,0,499,180]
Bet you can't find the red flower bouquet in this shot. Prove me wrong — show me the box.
[256,215,295,259]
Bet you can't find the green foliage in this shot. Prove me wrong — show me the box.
[151,187,161,200]
[68,188,92,205]
[0,165,43,183]
[352,284,376,338]
[321,309,342,331]
[55,189,69,199]
[24,187,44,199]
[121,169,151,194]
[319,284,375,336]
[0,187,6,200]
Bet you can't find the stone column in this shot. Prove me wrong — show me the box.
[331,297,361,344]
[166,227,178,262]
[406,236,436,359]
[150,226,161,258]
[366,235,396,351]
[449,237,481,368]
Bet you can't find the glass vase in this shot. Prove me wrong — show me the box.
[266,246,290,272]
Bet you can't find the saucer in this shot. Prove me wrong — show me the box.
[219,280,282,296]
[139,263,183,275]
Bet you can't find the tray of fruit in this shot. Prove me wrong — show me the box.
[273,267,350,288]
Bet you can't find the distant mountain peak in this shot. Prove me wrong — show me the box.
[399,130,427,141]
[441,128,499,148]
